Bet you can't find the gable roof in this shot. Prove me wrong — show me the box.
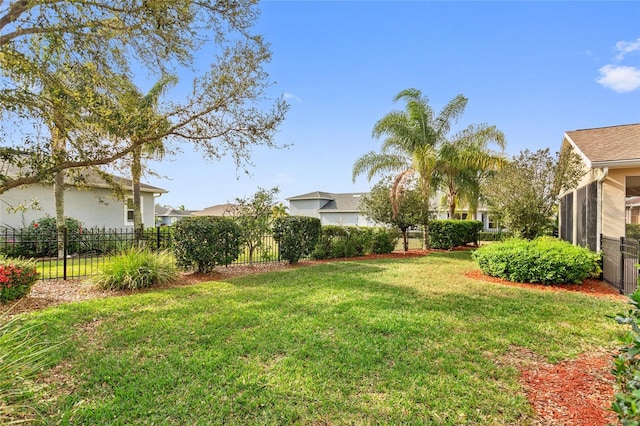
[287,191,367,212]
[1,162,167,194]
[564,123,640,168]
[191,203,239,217]
[155,205,193,217]
[318,193,366,212]
[286,191,335,201]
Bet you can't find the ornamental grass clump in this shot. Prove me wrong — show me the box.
[472,237,600,284]
[93,248,178,291]
[0,313,53,424]
[0,257,39,303]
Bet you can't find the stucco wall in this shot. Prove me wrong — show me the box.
[602,167,640,238]
[0,184,158,229]
[289,199,325,218]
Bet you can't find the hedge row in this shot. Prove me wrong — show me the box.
[429,220,483,249]
[472,237,600,284]
[312,226,398,260]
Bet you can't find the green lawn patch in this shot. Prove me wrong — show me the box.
[22,251,624,424]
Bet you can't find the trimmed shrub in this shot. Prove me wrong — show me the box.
[273,216,321,264]
[627,223,640,241]
[0,313,52,423]
[93,248,178,291]
[0,256,39,303]
[371,228,400,254]
[312,226,398,259]
[472,237,600,284]
[611,288,640,424]
[429,220,483,249]
[172,216,242,272]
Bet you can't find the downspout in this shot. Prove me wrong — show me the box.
[596,167,609,251]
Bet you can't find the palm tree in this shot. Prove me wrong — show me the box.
[352,88,467,248]
[271,202,289,220]
[435,124,507,220]
[121,75,177,235]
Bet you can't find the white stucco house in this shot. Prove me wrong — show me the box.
[0,169,167,230]
[154,205,193,226]
[287,191,377,226]
[558,123,640,251]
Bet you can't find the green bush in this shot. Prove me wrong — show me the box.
[371,228,400,254]
[478,231,512,242]
[6,216,84,258]
[429,220,483,249]
[172,216,242,272]
[312,226,398,259]
[93,248,178,291]
[611,287,640,425]
[0,256,39,303]
[0,313,52,423]
[272,216,321,264]
[627,223,640,240]
[472,237,601,284]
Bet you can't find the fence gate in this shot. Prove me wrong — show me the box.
[601,235,640,294]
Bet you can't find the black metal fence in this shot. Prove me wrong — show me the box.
[0,227,284,281]
[601,235,640,294]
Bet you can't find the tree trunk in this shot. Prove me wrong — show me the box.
[54,169,66,259]
[448,196,456,220]
[401,227,409,252]
[131,146,144,244]
[422,222,430,249]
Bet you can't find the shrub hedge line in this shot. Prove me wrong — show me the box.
[429,220,482,250]
[312,226,398,260]
[273,216,322,264]
[472,237,600,284]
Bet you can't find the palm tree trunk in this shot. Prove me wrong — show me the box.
[131,145,144,243]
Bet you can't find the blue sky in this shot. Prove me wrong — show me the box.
[148,1,640,210]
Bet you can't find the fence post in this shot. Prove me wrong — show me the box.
[63,227,68,281]
[156,226,161,252]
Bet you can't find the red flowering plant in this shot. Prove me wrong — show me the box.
[0,257,39,303]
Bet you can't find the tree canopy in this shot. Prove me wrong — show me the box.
[482,147,582,239]
[0,0,287,193]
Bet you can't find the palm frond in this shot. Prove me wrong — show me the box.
[352,151,409,182]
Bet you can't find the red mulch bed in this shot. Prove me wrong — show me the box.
[467,269,624,425]
[1,250,626,424]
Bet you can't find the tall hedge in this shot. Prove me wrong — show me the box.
[312,226,398,259]
[429,220,482,249]
[272,216,321,264]
[172,216,242,272]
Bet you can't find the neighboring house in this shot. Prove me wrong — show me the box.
[288,190,503,230]
[558,123,640,251]
[191,203,239,217]
[0,168,167,230]
[287,191,376,227]
[155,205,193,226]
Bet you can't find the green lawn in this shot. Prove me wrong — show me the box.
[24,251,625,424]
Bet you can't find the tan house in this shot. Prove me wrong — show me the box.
[558,123,640,251]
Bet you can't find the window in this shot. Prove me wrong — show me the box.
[125,198,134,224]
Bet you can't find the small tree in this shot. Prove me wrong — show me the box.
[482,147,582,239]
[272,216,321,264]
[228,187,279,263]
[359,178,429,251]
[172,216,242,273]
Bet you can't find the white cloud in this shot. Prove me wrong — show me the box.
[615,37,640,61]
[597,65,640,93]
[283,92,302,102]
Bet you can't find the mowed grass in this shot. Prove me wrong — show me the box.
[24,251,626,424]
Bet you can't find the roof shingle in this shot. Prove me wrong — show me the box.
[565,123,640,165]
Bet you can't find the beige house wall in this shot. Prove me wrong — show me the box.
[602,167,640,238]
